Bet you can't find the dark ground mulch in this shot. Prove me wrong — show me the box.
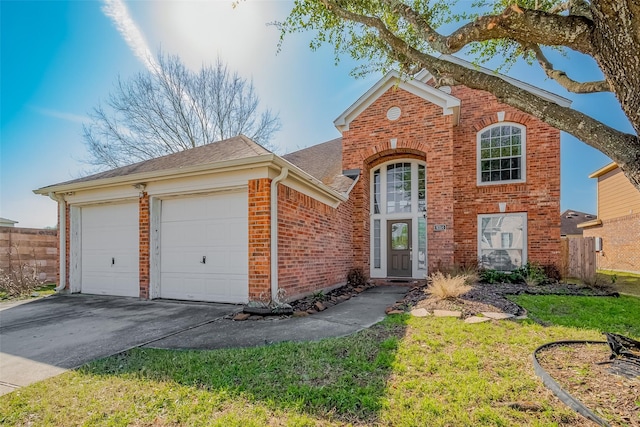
[399,280,619,319]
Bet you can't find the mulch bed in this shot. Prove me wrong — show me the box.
[399,280,618,319]
[537,343,640,426]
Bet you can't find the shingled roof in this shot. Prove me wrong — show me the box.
[283,138,354,194]
[561,210,596,236]
[47,135,271,188]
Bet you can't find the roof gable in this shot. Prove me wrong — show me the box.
[334,70,461,132]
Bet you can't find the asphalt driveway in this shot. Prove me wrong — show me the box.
[0,286,409,397]
[0,295,238,396]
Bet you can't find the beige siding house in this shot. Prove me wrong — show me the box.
[580,163,640,273]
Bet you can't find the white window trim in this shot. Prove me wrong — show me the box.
[477,212,527,270]
[370,159,427,279]
[476,122,526,186]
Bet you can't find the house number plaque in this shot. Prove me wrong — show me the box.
[433,224,446,232]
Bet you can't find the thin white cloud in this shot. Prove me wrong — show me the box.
[31,107,87,124]
[101,0,157,71]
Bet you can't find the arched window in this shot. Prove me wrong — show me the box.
[477,123,526,184]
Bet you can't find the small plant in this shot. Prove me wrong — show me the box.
[542,264,562,282]
[347,267,368,288]
[521,262,546,286]
[610,274,618,285]
[426,271,472,300]
[0,245,45,298]
[448,261,479,285]
[479,269,510,284]
[311,290,326,302]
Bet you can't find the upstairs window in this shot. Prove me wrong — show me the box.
[478,124,526,184]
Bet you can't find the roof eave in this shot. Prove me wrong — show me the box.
[33,154,279,196]
[272,157,348,204]
[588,162,618,178]
[439,55,573,108]
[577,219,603,228]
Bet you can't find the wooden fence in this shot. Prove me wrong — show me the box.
[560,237,596,282]
[0,227,58,282]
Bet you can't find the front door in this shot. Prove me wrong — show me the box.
[387,220,412,277]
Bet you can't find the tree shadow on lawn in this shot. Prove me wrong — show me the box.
[78,315,409,424]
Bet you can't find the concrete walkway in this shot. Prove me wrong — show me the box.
[0,285,408,395]
[146,285,409,350]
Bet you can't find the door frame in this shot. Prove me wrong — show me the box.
[369,159,427,279]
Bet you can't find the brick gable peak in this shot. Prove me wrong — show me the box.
[334,70,460,132]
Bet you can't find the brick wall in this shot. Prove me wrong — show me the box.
[248,178,272,301]
[139,193,150,298]
[277,184,354,300]
[583,213,640,273]
[340,83,560,273]
[450,86,561,268]
[341,85,456,271]
[0,226,58,283]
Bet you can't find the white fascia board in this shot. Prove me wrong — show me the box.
[33,154,279,196]
[271,156,348,207]
[440,55,572,108]
[334,70,460,132]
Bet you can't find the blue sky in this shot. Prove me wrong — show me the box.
[1,1,632,228]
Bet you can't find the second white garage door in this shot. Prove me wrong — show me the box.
[160,191,249,303]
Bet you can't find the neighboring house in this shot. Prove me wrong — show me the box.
[34,60,567,304]
[579,163,640,273]
[560,210,596,238]
[0,218,18,228]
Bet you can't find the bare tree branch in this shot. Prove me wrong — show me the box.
[83,53,281,169]
[527,44,612,93]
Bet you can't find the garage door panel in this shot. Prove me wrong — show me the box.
[81,203,139,298]
[160,274,246,303]
[160,191,248,303]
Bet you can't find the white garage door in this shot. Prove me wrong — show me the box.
[160,191,248,303]
[81,202,139,297]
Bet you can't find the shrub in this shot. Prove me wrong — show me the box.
[479,269,511,284]
[448,261,479,285]
[543,264,562,282]
[0,245,45,298]
[426,272,472,300]
[521,262,546,286]
[347,268,368,288]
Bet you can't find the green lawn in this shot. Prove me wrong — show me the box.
[510,294,640,338]
[1,294,637,426]
[597,270,640,297]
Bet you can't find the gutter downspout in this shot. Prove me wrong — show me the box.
[48,193,66,292]
[270,167,288,305]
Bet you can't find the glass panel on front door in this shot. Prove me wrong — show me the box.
[388,221,412,277]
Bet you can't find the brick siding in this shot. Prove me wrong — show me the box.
[277,184,354,300]
[450,86,561,268]
[583,213,640,273]
[139,193,150,298]
[248,178,272,301]
[341,83,560,273]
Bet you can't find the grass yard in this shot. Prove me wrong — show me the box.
[1,294,638,426]
[0,283,57,301]
[510,294,640,338]
[597,270,640,297]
